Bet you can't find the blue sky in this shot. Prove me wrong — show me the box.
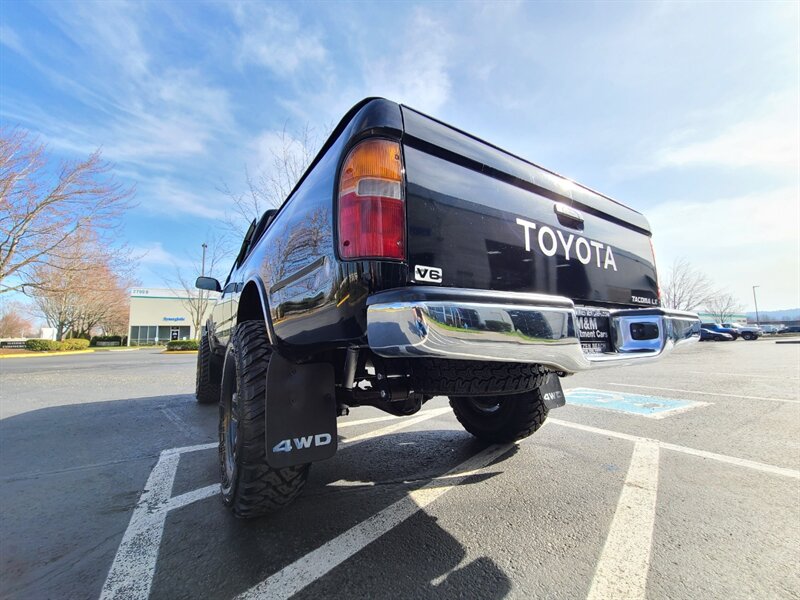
[1,0,798,310]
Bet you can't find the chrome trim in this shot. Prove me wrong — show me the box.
[554,203,584,222]
[269,256,326,295]
[367,291,700,373]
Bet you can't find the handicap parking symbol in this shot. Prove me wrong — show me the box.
[565,388,708,419]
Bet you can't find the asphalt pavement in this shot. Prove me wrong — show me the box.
[1,341,798,599]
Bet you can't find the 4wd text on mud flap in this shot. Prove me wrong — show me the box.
[272,433,333,454]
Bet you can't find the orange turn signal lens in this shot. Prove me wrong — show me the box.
[339,139,402,194]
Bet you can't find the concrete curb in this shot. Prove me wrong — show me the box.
[0,347,150,359]
[93,348,145,352]
[160,350,199,354]
[0,350,95,359]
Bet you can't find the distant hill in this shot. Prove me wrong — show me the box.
[746,308,800,321]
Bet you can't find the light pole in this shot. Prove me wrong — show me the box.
[752,285,760,326]
[201,242,208,278]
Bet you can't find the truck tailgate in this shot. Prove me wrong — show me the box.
[400,106,659,308]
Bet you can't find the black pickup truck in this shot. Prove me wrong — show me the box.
[195,98,700,517]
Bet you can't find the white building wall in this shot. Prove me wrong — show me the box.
[127,288,216,345]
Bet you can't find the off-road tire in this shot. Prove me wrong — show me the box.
[410,360,548,397]
[219,320,309,518]
[450,386,549,443]
[195,333,220,404]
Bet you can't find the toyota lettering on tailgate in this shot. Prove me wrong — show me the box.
[515,217,618,271]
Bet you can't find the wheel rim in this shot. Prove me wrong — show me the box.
[467,396,503,414]
[221,362,239,484]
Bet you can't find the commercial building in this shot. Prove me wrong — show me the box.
[127,288,214,345]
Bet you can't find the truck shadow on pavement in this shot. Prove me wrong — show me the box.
[1,394,515,600]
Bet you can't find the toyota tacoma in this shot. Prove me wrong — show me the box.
[195,98,701,517]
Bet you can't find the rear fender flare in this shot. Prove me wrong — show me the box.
[237,279,278,345]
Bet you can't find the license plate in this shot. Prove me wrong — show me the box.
[576,308,612,354]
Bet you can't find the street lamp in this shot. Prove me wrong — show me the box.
[752,285,760,326]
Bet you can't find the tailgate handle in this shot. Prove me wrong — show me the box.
[555,204,584,230]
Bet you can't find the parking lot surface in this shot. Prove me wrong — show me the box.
[1,341,799,599]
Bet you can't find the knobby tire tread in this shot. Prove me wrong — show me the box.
[412,359,548,396]
[449,366,551,443]
[195,334,220,404]
[221,320,309,518]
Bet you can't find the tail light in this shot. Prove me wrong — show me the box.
[650,237,661,303]
[338,139,405,260]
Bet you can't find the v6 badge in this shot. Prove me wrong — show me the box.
[414,265,443,283]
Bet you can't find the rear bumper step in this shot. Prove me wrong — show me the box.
[366,287,700,373]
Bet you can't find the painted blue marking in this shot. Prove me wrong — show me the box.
[565,388,705,417]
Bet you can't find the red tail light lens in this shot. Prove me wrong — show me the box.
[338,139,405,260]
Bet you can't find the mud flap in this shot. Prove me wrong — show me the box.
[265,352,337,468]
[540,373,566,409]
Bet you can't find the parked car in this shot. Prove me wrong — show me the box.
[759,324,781,334]
[701,322,740,340]
[778,326,800,334]
[195,97,701,518]
[721,322,762,341]
[700,328,734,342]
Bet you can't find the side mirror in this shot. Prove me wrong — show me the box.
[195,276,221,292]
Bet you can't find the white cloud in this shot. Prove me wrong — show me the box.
[132,241,192,269]
[0,24,25,55]
[654,94,799,172]
[10,2,234,167]
[648,187,800,310]
[248,127,317,173]
[144,178,228,221]
[0,2,242,226]
[233,3,327,75]
[250,130,291,174]
[99,69,233,165]
[362,9,452,114]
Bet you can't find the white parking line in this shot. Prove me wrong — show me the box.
[99,411,449,600]
[606,382,800,404]
[102,409,799,600]
[338,414,408,428]
[168,484,218,511]
[685,370,800,381]
[587,441,660,600]
[341,407,451,443]
[235,441,515,600]
[162,442,217,456]
[549,419,800,479]
[99,450,183,600]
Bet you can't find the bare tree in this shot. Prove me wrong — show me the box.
[221,123,325,239]
[31,261,81,341]
[0,301,34,337]
[0,128,134,294]
[96,289,131,336]
[661,258,719,311]
[31,231,134,340]
[68,264,135,338]
[170,235,226,339]
[705,293,744,324]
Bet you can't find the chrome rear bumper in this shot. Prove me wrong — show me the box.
[366,287,700,373]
